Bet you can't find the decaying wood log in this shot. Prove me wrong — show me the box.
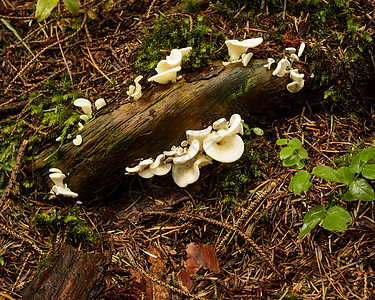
[21,243,111,300]
[33,60,309,201]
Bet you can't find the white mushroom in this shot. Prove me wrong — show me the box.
[149,154,172,176]
[272,58,291,77]
[213,118,229,130]
[127,76,143,100]
[125,159,155,179]
[73,135,82,146]
[127,85,135,96]
[179,47,193,57]
[164,145,187,157]
[287,80,305,93]
[148,66,181,84]
[73,98,92,116]
[225,38,263,62]
[49,172,66,187]
[49,168,63,174]
[173,140,200,164]
[290,53,299,62]
[203,114,244,163]
[80,115,89,123]
[95,98,106,110]
[186,126,212,150]
[285,47,296,55]
[155,60,172,74]
[49,170,78,198]
[78,123,84,131]
[51,185,79,198]
[172,153,212,188]
[290,70,305,81]
[166,49,183,67]
[264,58,275,70]
[298,42,305,57]
[241,53,253,67]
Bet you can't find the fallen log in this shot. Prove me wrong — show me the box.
[33,60,309,201]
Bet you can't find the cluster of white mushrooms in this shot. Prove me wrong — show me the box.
[125,114,244,187]
[265,42,306,93]
[56,97,107,147]
[148,47,192,84]
[49,168,79,198]
[222,37,263,66]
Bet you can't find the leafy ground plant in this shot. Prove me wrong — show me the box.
[278,138,375,239]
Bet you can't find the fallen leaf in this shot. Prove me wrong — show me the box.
[177,242,220,293]
[186,242,220,273]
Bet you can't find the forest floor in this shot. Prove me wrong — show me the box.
[0,1,374,299]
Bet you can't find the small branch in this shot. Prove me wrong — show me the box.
[0,140,28,207]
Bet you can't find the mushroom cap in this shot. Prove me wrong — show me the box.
[225,38,263,61]
[290,53,299,62]
[148,66,181,84]
[164,145,187,157]
[226,114,243,136]
[49,173,66,186]
[186,126,212,149]
[127,85,135,96]
[203,133,244,163]
[285,47,296,54]
[287,80,305,93]
[242,53,253,67]
[80,115,89,123]
[179,47,192,57]
[155,60,172,74]
[166,49,183,67]
[173,140,200,164]
[150,154,172,176]
[272,58,291,77]
[137,159,155,178]
[95,98,106,110]
[213,118,229,130]
[298,42,306,57]
[73,98,92,115]
[290,70,304,81]
[51,185,79,198]
[172,153,212,188]
[73,134,83,146]
[49,168,62,174]
[78,123,84,131]
[264,58,275,70]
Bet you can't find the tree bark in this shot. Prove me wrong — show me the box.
[32,60,309,201]
[21,243,111,300]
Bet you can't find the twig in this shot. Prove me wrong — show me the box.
[0,140,28,207]
[56,25,73,89]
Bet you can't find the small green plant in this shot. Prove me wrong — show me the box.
[277,138,375,239]
[36,0,80,22]
[32,207,96,246]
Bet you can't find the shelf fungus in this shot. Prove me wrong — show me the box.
[49,168,78,198]
[125,114,245,188]
[223,37,263,66]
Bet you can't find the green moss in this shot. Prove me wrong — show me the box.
[32,206,96,246]
[133,15,225,76]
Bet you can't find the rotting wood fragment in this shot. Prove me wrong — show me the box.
[21,243,111,300]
